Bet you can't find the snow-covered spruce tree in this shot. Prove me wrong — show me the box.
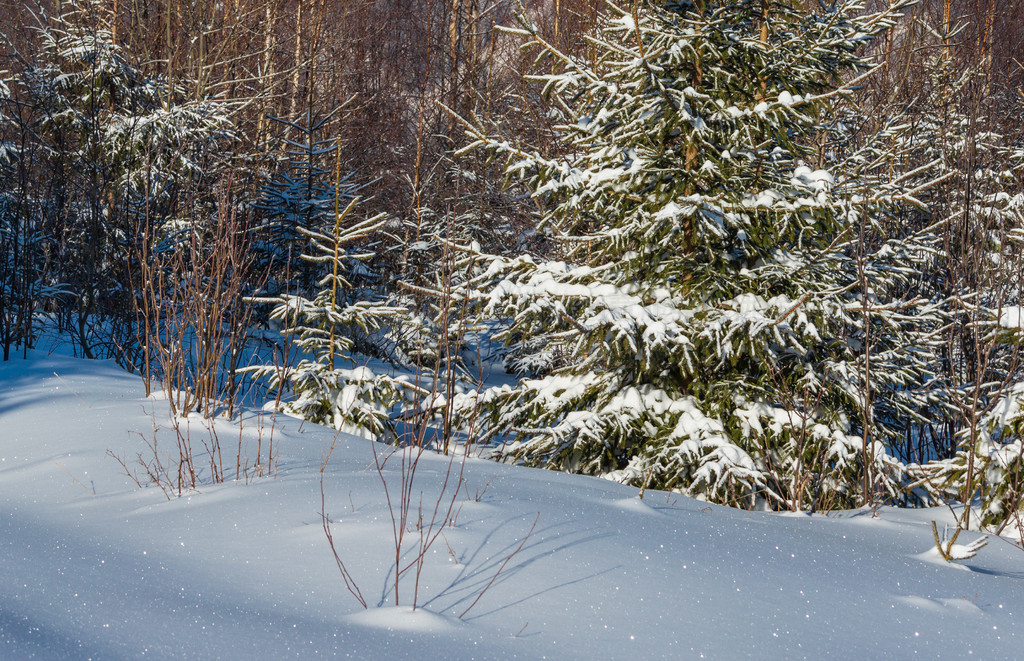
[255,111,354,296]
[4,0,233,358]
[395,157,538,377]
[455,0,924,509]
[898,28,1024,527]
[249,197,418,441]
[31,0,232,231]
[0,71,31,360]
[909,142,1024,529]
[776,105,950,507]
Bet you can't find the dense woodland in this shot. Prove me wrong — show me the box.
[3,0,1024,530]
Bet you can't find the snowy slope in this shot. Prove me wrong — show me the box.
[1,353,1022,660]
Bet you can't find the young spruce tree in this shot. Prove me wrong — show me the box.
[249,186,417,442]
[457,0,923,508]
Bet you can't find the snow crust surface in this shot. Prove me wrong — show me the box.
[2,353,1023,659]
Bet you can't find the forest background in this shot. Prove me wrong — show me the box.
[2,0,1024,537]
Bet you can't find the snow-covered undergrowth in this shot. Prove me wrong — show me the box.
[2,353,1023,659]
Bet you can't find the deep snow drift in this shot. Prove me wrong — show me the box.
[1,353,1022,660]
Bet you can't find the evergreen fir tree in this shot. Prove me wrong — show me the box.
[3,0,233,357]
[255,110,355,296]
[455,0,926,508]
[902,28,1024,527]
[249,195,418,441]
[395,159,533,378]
[910,141,1024,528]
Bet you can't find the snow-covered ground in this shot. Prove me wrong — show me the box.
[2,353,1023,660]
